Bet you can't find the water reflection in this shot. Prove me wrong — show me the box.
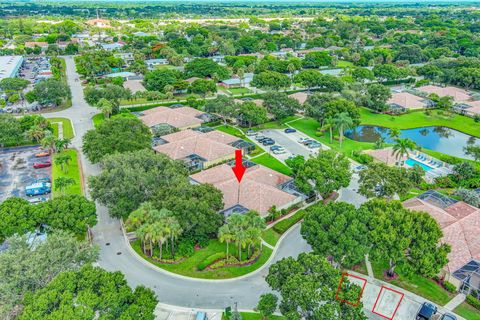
[345,126,479,159]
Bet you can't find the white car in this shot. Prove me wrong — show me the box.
[273,147,286,154]
[298,137,310,144]
[28,197,48,205]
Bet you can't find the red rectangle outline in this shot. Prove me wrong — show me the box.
[335,272,368,307]
[371,285,405,320]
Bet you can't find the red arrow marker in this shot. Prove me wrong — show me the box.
[232,149,246,183]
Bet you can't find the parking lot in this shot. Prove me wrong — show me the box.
[1,57,51,113]
[252,128,322,161]
[0,146,51,203]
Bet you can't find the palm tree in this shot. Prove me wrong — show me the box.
[389,128,401,140]
[168,219,182,258]
[392,138,417,163]
[237,68,245,87]
[334,112,354,148]
[55,138,71,153]
[54,153,72,173]
[26,125,46,143]
[41,134,57,154]
[324,117,335,144]
[54,177,76,194]
[218,224,234,260]
[151,222,167,260]
[96,98,114,119]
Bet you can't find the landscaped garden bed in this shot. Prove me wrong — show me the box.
[131,239,272,279]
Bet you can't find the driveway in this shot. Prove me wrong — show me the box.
[255,128,320,161]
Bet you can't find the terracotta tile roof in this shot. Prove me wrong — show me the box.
[154,129,238,162]
[190,164,297,214]
[289,92,309,105]
[365,147,408,166]
[403,197,480,273]
[140,106,204,128]
[388,92,427,110]
[417,85,471,103]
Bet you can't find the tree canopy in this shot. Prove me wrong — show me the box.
[82,117,152,163]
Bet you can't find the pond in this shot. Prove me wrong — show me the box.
[344,126,479,160]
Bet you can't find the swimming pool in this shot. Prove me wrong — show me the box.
[405,158,434,171]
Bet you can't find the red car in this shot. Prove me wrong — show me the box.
[33,161,51,169]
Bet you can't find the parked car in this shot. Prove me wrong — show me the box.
[25,182,51,196]
[33,161,51,169]
[307,142,321,149]
[284,128,296,133]
[262,139,275,146]
[28,197,48,205]
[35,151,50,157]
[270,145,281,151]
[416,302,438,320]
[255,135,266,141]
[273,147,286,154]
[246,130,257,136]
[298,137,309,144]
[440,314,457,320]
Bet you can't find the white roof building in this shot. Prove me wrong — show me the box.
[0,56,23,82]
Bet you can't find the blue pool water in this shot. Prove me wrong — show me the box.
[344,126,479,160]
[405,158,434,171]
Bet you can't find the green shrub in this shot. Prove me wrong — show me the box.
[466,294,480,310]
[176,240,195,258]
[352,151,373,165]
[442,281,457,293]
[197,252,226,271]
[272,210,306,234]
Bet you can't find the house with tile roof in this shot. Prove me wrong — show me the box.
[416,85,471,103]
[139,106,211,130]
[190,163,305,216]
[403,190,480,293]
[154,129,254,171]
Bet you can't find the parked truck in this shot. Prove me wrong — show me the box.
[25,182,51,196]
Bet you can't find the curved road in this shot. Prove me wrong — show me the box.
[45,56,313,309]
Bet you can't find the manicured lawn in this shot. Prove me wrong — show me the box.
[336,60,354,68]
[47,117,74,139]
[228,87,252,95]
[371,260,454,306]
[92,113,137,128]
[251,153,292,175]
[255,116,300,131]
[52,149,82,197]
[261,228,281,247]
[359,108,480,138]
[454,302,480,320]
[131,239,272,279]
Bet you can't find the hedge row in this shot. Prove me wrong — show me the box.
[466,294,480,310]
[272,210,306,234]
[197,252,226,271]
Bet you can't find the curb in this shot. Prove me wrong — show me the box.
[121,219,302,283]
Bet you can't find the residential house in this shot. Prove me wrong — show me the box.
[139,105,211,131]
[190,163,305,216]
[403,190,480,293]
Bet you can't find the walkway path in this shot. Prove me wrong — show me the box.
[50,121,64,139]
[39,56,462,319]
[444,293,466,311]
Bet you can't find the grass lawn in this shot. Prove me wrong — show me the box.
[52,149,82,197]
[131,239,272,279]
[47,117,74,139]
[261,228,281,247]
[454,302,480,320]
[216,124,264,157]
[92,112,137,128]
[228,87,252,95]
[359,108,480,138]
[371,260,454,306]
[251,153,292,175]
[255,116,300,131]
[223,312,285,320]
[336,60,354,68]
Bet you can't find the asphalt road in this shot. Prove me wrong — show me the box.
[39,57,462,319]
